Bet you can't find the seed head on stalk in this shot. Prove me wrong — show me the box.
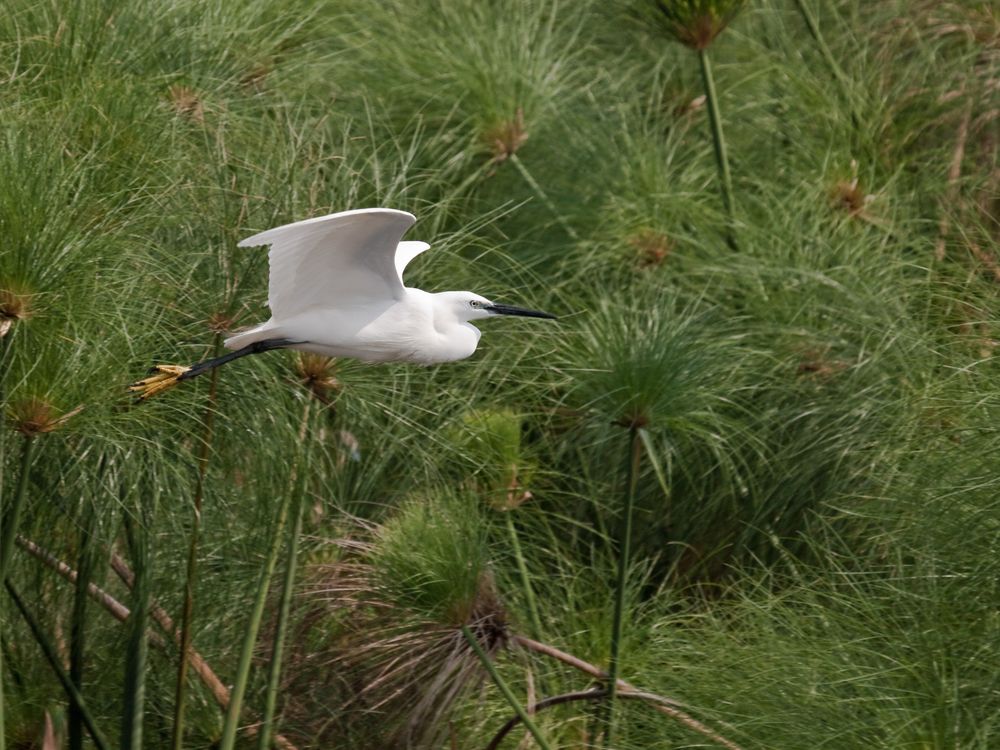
[0,287,35,339]
[560,292,749,743]
[293,353,341,405]
[8,397,83,437]
[482,107,529,166]
[645,0,749,50]
[628,228,674,269]
[637,0,748,241]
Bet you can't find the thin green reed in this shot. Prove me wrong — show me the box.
[647,0,748,247]
[0,307,18,750]
[0,430,37,750]
[258,399,317,750]
[219,400,314,750]
[69,481,101,750]
[697,48,735,222]
[0,333,7,495]
[461,625,555,750]
[505,512,544,641]
[120,505,152,750]
[6,581,111,750]
[172,334,223,750]
[508,153,580,241]
[0,435,35,580]
[0,408,31,750]
[603,425,643,748]
[792,0,859,128]
[793,0,849,89]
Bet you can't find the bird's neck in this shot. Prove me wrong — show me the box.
[430,306,481,363]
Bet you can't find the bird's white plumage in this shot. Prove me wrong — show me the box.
[394,240,431,280]
[238,208,418,320]
[224,207,553,365]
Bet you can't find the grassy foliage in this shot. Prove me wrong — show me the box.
[2,0,999,748]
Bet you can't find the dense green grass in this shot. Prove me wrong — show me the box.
[1,0,998,748]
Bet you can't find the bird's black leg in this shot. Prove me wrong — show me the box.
[129,338,306,400]
[176,338,304,381]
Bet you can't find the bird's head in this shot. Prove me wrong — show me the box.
[437,292,557,323]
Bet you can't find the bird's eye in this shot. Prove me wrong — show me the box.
[470,300,480,307]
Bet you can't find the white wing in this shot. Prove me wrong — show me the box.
[395,240,431,280]
[238,208,426,321]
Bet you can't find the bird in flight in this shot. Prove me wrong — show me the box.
[130,208,556,399]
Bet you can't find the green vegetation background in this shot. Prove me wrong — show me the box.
[1,0,998,748]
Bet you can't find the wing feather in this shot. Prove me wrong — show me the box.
[395,241,430,282]
[238,208,417,321]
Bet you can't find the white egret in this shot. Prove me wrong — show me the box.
[130,208,555,399]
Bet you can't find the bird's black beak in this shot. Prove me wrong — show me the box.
[487,303,557,320]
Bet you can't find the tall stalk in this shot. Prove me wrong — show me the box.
[120,508,151,750]
[792,0,859,129]
[6,581,111,750]
[461,625,554,750]
[793,0,848,89]
[257,400,314,750]
[0,333,8,495]
[505,512,544,641]
[0,426,32,750]
[604,425,643,747]
[219,402,312,750]
[697,47,736,244]
[0,435,35,577]
[69,488,100,750]
[0,595,5,750]
[508,153,579,241]
[0,334,6,750]
[171,335,222,750]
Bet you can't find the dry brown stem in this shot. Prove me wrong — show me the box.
[16,536,133,625]
[936,98,974,261]
[968,240,1000,284]
[511,634,744,750]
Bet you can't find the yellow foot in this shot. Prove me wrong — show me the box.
[128,364,192,401]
